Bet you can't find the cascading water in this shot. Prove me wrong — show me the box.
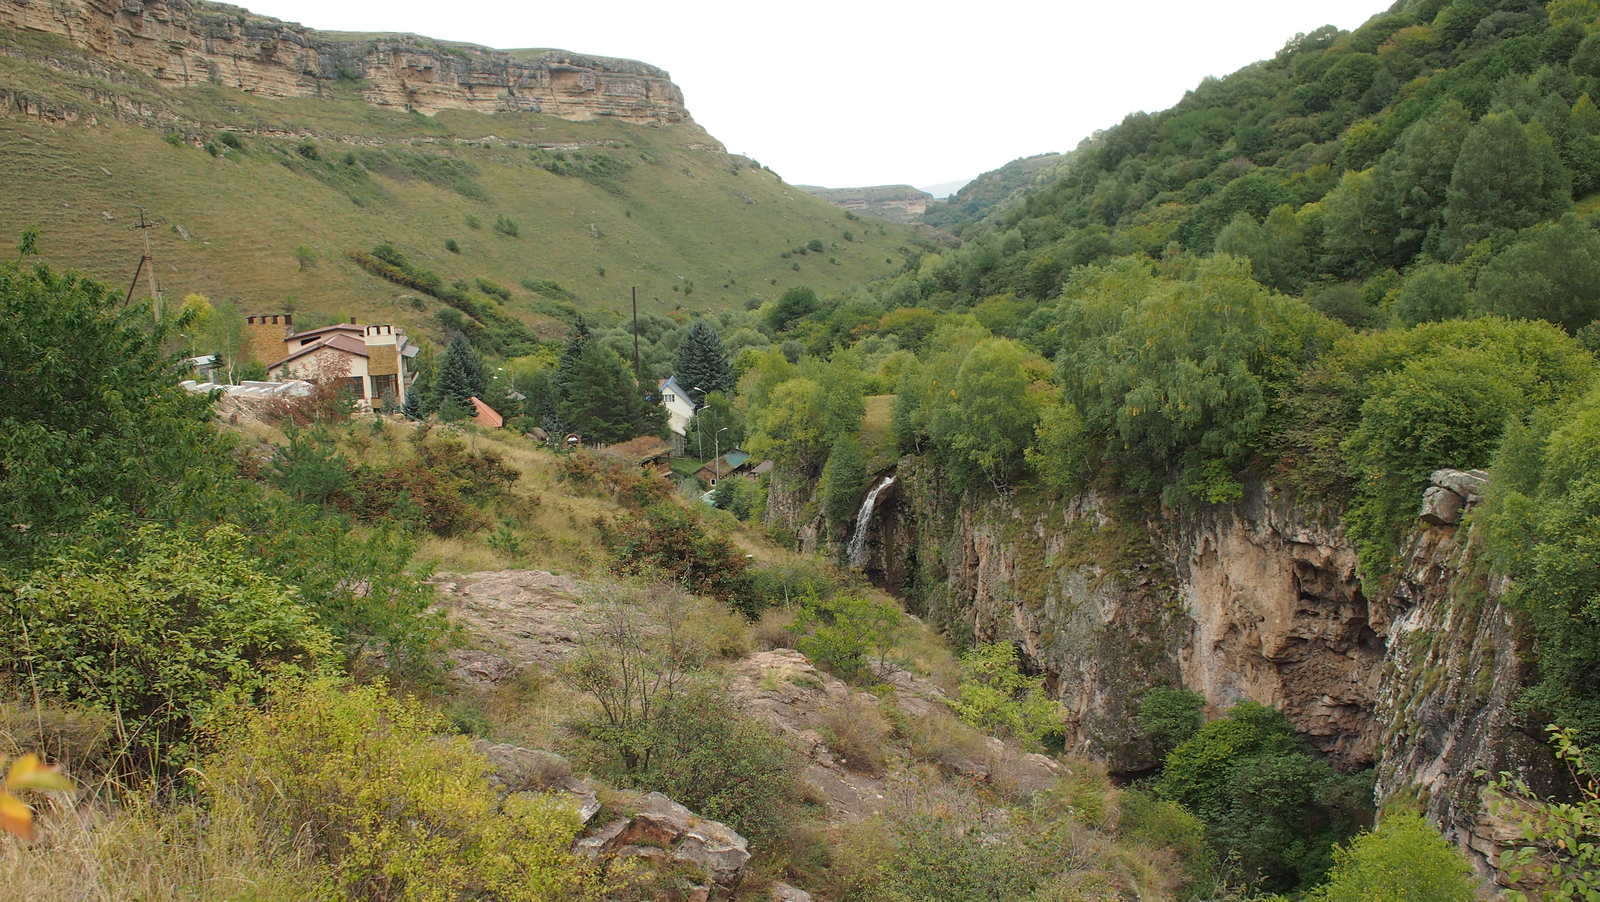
[846,474,896,569]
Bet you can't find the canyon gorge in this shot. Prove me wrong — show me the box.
[770,461,1563,879]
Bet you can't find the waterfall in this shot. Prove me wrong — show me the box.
[846,475,896,569]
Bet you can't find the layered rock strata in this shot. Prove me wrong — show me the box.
[0,0,689,123]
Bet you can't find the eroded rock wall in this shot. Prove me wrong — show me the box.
[0,0,689,123]
[807,457,1560,875]
[1372,524,1562,880]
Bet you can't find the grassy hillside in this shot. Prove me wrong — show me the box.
[0,29,919,343]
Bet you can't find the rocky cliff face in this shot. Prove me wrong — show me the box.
[0,0,689,123]
[795,185,932,223]
[785,458,1561,879]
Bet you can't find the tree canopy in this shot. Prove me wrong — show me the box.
[674,320,734,406]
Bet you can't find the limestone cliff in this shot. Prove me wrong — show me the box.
[0,0,689,123]
[796,184,933,223]
[776,458,1562,879]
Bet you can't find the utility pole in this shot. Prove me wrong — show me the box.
[631,286,642,387]
[129,206,164,321]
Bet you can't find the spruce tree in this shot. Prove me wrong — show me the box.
[675,320,734,406]
[434,334,487,415]
[554,317,592,406]
[557,340,660,444]
[401,381,424,419]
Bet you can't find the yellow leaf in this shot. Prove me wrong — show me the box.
[5,754,71,793]
[0,792,32,840]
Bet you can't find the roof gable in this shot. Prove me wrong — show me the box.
[285,323,365,343]
[267,333,370,371]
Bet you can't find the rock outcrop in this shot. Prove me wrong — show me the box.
[432,569,593,678]
[475,742,752,898]
[726,648,1062,820]
[0,0,690,123]
[577,791,751,894]
[795,184,933,223]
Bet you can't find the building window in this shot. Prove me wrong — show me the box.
[371,374,398,408]
[663,393,674,403]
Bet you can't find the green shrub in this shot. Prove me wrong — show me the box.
[599,503,754,611]
[0,259,226,565]
[209,678,611,901]
[444,238,460,253]
[1478,382,1600,744]
[746,559,839,609]
[1057,255,1339,503]
[520,278,574,301]
[625,684,800,846]
[1304,811,1474,902]
[529,149,632,192]
[1156,702,1372,893]
[1340,319,1594,585]
[494,215,520,237]
[1,525,333,770]
[1139,688,1206,761]
[269,427,352,504]
[1493,725,1600,900]
[358,149,488,201]
[792,593,902,683]
[1391,263,1468,327]
[820,434,868,527]
[475,277,511,301]
[952,643,1065,749]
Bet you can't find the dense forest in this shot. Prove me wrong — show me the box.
[728,0,1600,740]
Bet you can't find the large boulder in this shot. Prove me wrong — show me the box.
[577,791,751,893]
[1419,469,1490,526]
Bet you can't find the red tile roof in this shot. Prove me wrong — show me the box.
[469,396,504,429]
[323,333,370,356]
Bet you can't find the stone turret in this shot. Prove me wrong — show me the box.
[244,313,292,368]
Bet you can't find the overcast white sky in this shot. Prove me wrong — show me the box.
[243,0,1389,190]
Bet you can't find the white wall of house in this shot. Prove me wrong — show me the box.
[659,376,696,439]
[269,346,371,399]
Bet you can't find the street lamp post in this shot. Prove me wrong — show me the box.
[693,385,706,460]
[715,426,728,484]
